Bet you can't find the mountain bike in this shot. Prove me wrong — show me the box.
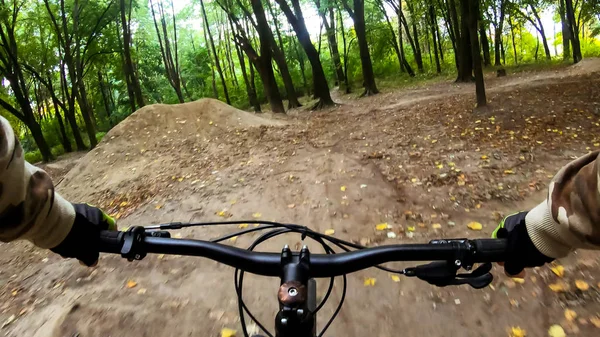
[98,220,507,337]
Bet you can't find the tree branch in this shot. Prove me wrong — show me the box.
[0,96,25,121]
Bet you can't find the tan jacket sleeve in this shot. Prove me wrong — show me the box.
[526,151,600,258]
[0,116,74,248]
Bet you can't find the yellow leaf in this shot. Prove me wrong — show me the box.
[119,201,129,207]
[467,222,483,231]
[448,162,456,167]
[590,316,600,328]
[565,309,577,322]
[364,278,376,286]
[436,164,443,169]
[126,280,137,289]
[238,224,249,229]
[504,169,515,174]
[594,143,600,147]
[221,328,237,337]
[229,236,238,243]
[575,279,589,291]
[324,229,335,235]
[548,325,566,337]
[432,223,442,229]
[512,277,525,284]
[390,275,401,282]
[157,254,165,260]
[375,223,390,231]
[252,212,262,218]
[550,265,564,278]
[407,226,415,232]
[549,281,567,292]
[177,177,184,182]
[509,326,527,337]
[155,204,163,210]
[536,141,543,144]
[481,155,489,160]
[411,178,418,183]
[209,121,214,125]
[340,185,347,192]
[431,139,438,144]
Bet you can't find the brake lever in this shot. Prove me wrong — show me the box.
[404,262,494,289]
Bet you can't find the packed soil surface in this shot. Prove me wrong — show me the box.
[2,60,600,337]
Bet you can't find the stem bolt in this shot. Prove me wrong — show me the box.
[288,287,298,297]
[297,309,304,317]
[454,260,461,267]
[281,318,288,326]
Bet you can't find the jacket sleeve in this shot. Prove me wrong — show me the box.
[526,151,600,258]
[0,116,74,248]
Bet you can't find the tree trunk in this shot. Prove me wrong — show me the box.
[200,0,230,104]
[120,0,145,111]
[378,0,414,76]
[342,0,379,96]
[275,0,334,108]
[429,5,442,73]
[406,2,424,72]
[338,6,351,93]
[479,17,491,66]
[76,83,97,148]
[466,0,486,107]
[59,65,86,150]
[564,0,581,63]
[530,5,551,60]
[98,71,114,127]
[509,15,518,65]
[559,0,571,60]
[264,0,302,108]
[51,94,72,153]
[250,0,285,113]
[435,14,444,62]
[319,4,347,87]
[456,0,473,82]
[493,0,506,66]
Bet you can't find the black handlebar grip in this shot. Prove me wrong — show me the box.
[472,239,508,262]
[98,230,124,254]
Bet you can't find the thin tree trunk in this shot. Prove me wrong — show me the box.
[429,5,442,73]
[51,90,72,152]
[317,2,347,86]
[559,0,571,60]
[120,0,145,110]
[200,0,230,104]
[479,18,491,66]
[342,0,379,96]
[509,15,518,65]
[98,71,113,127]
[456,0,473,82]
[565,0,581,63]
[274,0,334,108]
[378,0,414,76]
[435,13,444,62]
[338,6,351,93]
[466,0,486,107]
[493,0,506,66]
[406,1,424,72]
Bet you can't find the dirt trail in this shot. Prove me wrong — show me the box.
[2,61,600,337]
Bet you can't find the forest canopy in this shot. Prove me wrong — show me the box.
[0,0,599,162]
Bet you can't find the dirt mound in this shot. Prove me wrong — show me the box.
[57,99,286,210]
[568,57,600,74]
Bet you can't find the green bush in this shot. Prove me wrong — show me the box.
[96,132,106,142]
[24,150,43,164]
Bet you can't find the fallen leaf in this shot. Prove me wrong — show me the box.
[548,324,566,337]
[229,236,238,243]
[512,277,525,284]
[504,169,515,174]
[137,288,147,295]
[287,204,295,209]
[324,229,335,235]
[221,328,237,337]
[549,281,568,292]
[252,213,262,219]
[467,222,483,231]
[407,226,415,232]
[509,326,527,337]
[387,232,397,238]
[120,201,129,207]
[565,309,577,322]
[155,204,163,210]
[126,280,138,288]
[238,224,249,229]
[340,186,347,192]
[432,223,442,229]
[575,280,589,291]
[390,275,401,282]
[481,155,489,160]
[550,265,565,278]
[157,254,165,260]
[590,316,600,328]
[364,278,376,286]
[375,223,391,231]
[1,315,15,329]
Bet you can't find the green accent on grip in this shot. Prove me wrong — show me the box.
[491,212,522,238]
[102,212,117,230]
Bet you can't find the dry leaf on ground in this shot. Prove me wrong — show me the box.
[364,278,376,286]
[221,328,237,337]
[575,280,589,291]
[564,309,577,322]
[550,265,564,278]
[509,326,527,337]
[126,280,138,288]
[467,222,483,231]
[548,325,566,337]
[324,229,335,235]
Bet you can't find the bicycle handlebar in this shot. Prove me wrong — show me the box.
[99,230,507,278]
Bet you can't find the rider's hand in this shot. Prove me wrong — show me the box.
[51,203,117,266]
[492,211,554,277]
